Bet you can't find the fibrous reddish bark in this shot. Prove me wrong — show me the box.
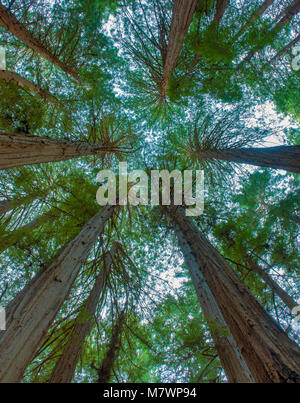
[174,223,254,383]
[160,0,198,98]
[0,3,79,81]
[0,205,115,382]
[0,132,120,170]
[195,146,300,173]
[169,207,300,383]
[49,243,119,383]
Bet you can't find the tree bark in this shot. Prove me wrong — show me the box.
[0,205,115,382]
[245,256,298,312]
[49,242,119,383]
[195,146,300,173]
[174,223,254,382]
[0,69,59,104]
[0,132,120,170]
[0,3,80,81]
[168,206,300,383]
[212,0,229,27]
[160,0,198,98]
[97,310,126,383]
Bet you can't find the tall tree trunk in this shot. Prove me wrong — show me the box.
[49,242,119,383]
[168,206,300,383]
[97,310,126,383]
[0,205,115,382]
[0,69,59,104]
[174,223,254,383]
[0,132,120,170]
[233,0,274,41]
[195,146,300,173]
[0,3,80,81]
[160,0,198,98]
[212,0,229,27]
[244,256,298,312]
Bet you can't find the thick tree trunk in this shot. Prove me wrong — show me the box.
[49,243,119,383]
[169,207,300,383]
[0,3,79,81]
[212,0,229,27]
[97,310,126,383]
[0,69,59,103]
[174,223,254,383]
[233,0,274,41]
[196,146,300,173]
[0,205,114,382]
[160,0,198,98]
[0,132,119,170]
[245,256,298,312]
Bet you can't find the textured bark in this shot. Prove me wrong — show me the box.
[49,243,119,383]
[97,311,126,383]
[269,33,300,64]
[0,132,119,170]
[196,146,300,173]
[0,198,12,215]
[160,0,198,98]
[169,207,300,383]
[233,0,274,41]
[245,256,298,312]
[174,223,254,383]
[212,0,229,27]
[0,69,59,103]
[0,3,79,81]
[0,205,114,382]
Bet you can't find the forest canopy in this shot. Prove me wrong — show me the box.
[0,0,299,384]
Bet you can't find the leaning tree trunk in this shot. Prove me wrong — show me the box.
[0,205,115,383]
[160,0,198,98]
[174,223,254,383]
[244,255,298,312]
[168,206,300,383]
[0,70,59,104]
[196,146,300,173]
[49,243,119,383]
[97,310,126,383]
[211,0,229,27]
[0,132,120,170]
[0,3,79,81]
